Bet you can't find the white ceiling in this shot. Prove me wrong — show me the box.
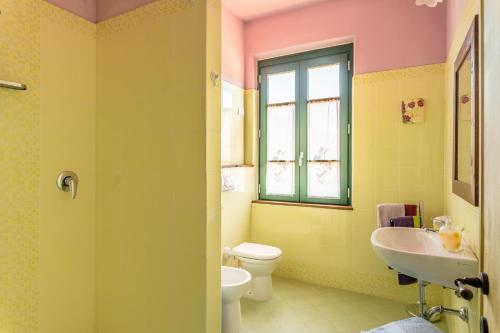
[222,0,329,21]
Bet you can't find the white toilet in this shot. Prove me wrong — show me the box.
[225,242,282,301]
[221,266,252,333]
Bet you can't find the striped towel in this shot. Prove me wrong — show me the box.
[363,317,443,333]
[390,216,421,228]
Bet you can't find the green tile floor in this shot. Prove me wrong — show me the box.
[241,277,448,333]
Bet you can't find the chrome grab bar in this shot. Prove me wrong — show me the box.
[0,79,27,90]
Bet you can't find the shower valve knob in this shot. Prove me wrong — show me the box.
[57,171,78,199]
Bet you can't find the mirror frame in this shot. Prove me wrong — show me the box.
[452,15,480,206]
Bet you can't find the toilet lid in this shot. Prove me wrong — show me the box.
[232,242,282,260]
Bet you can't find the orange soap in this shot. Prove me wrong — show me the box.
[439,230,462,252]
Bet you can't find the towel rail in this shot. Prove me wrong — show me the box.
[0,79,27,90]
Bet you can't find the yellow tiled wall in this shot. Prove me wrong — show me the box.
[221,83,258,256]
[244,90,259,166]
[442,0,481,332]
[0,1,97,332]
[3,1,221,332]
[251,64,446,304]
[205,1,222,331]
[0,1,40,331]
[95,1,220,332]
[221,167,257,253]
[39,4,97,333]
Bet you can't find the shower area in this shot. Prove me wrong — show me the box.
[0,1,221,332]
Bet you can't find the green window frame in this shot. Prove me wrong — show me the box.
[258,44,353,205]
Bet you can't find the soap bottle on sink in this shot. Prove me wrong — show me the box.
[438,219,462,252]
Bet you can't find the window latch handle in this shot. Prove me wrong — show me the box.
[299,152,304,167]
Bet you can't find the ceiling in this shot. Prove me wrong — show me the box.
[222,0,329,21]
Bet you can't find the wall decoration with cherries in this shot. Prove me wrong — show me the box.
[401,98,425,124]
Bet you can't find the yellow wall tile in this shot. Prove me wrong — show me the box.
[0,1,97,332]
[4,1,221,332]
[39,3,97,333]
[205,2,222,331]
[221,88,258,262]
[221,168,256,252]
[244,89,259,165]
[0,1,40,331]
[95,1,220,332]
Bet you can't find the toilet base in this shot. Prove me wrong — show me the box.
[222,300,242,333]
[244,275,273,301]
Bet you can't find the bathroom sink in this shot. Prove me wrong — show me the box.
[371,227,478,289]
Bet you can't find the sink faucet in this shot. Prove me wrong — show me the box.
[423,216,450,233]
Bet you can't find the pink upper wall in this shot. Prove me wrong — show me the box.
[244,0,447,88]
[222,6,245,88]
[46,0,97,22]
[445,0,466,53]
[45,0,158,22]
[96,0,157,22]
[46,0,448,90]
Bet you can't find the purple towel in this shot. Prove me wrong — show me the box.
[389,216,419,285]
[398,272,417,285]
[390,216,415,228]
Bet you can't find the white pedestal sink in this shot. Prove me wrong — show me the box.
[371,227,478,289]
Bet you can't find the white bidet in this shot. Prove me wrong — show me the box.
[221,266,251,333]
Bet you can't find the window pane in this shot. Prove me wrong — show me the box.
[308,161,340,199]
[268,71,295,104]
[266,161,295,196]
[308,100,339,160]
[267,105,295,161]
[222,88,233,109]
[308,64,339,100]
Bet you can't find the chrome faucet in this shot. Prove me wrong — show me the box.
[427,305,469,323]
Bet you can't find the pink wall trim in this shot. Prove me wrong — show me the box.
[46,0,97,22]
[222,6,245,88]
[244,0,447,89]
[445,0,466,54]
[97,0,157,22]
[45,0,159,23]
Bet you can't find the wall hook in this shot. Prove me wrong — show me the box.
[210,71,220,87]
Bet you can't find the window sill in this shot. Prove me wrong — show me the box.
[252,200,353,210]
[221,164,255,168]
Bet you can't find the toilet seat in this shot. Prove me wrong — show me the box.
[232,242,281,260]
